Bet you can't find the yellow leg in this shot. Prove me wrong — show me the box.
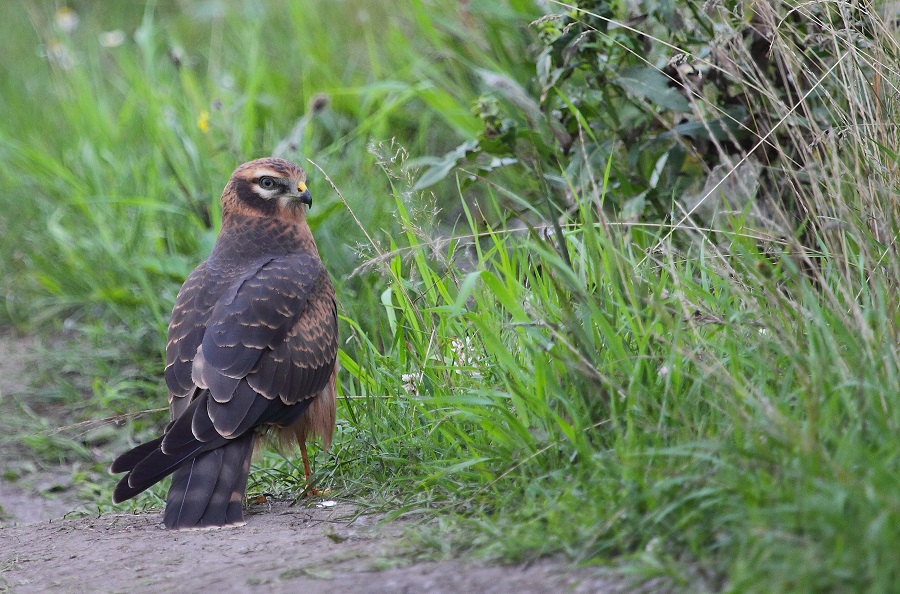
[300,442,322,496]
[300,441,313,481]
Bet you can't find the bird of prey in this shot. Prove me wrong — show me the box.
[111,158,338,530]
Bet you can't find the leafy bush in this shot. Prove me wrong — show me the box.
[420,1,898,251]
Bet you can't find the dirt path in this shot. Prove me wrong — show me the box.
[0,331,617,593]
[0,332,30,399]
[0,331,84,526]
[0,502,615,593]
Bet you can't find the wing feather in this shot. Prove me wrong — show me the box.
[112,250,337,510]
[198,255,337,415]
[165,263,213,398]
[207,381,263,437]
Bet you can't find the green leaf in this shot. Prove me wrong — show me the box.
[662,107,749,141]
[412,139,480,190]
[615,66,691,113]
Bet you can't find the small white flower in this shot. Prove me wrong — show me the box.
[450,336,478,373]
[55,7,79,33]
[401,372,422,395]
[99,30,126,48]
[44,41,76,70]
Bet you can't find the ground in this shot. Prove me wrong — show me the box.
[1,502,618,593]
[0,331,617,593]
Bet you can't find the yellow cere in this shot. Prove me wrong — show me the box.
[298,181,307,193]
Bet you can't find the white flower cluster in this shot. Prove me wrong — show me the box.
[401,371,423,395]
[451,337,473,371]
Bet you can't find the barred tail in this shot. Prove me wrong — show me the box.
[163,432,256,530]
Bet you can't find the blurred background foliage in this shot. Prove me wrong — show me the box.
[1,1,899,592]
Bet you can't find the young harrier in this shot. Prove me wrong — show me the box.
[111,158,338,530]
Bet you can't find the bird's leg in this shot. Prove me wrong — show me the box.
[300,441,313,481]
[300,441,323,496]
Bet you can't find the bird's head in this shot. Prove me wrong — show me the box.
[222,158,312,220]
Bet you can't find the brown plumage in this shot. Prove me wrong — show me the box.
[110,158,338,530]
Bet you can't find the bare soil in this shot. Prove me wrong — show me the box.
[0,331,85,528]
[0,502,618,593]
[0,331,619,593]
[0,332,31,398]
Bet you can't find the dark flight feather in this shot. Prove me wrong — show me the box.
[108,434,164,474]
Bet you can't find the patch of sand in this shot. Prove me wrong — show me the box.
[0,502,616,593]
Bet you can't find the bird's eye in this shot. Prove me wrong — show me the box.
[259,176,276,189]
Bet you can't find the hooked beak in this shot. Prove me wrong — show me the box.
[293,181,312,208]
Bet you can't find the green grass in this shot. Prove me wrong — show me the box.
[1,1,898,592]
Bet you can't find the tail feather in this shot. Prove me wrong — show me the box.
[111,393,225,504]
[164,432,256,529]
[110,385,315,527]
[163,448,224,528]
[225,441,253,524]
[109,435,165,474]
